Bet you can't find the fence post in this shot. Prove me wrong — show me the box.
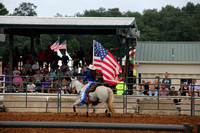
[197,124,200,133]
[157,78,160,110]
[190,79,195,116]
[57,79,60,113]
[183,123,190,133]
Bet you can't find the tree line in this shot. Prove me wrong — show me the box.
[0,2,200,59]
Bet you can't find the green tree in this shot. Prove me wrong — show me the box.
[12,2,37,16]
[0,3,9,15]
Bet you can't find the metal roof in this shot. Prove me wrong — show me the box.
[0,16,137,36]
[135,42,200,64]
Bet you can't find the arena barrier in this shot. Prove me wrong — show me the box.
[0,121,194,133]
[0,76,200,116]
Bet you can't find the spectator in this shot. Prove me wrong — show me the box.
[13,66,21,76]
[138,89,145,96]
[140,80,149,96]
[27,79,36,93]
[66,68,73,77]
[168,86,178,96]
[50,60,57,71]
[53,79,60,93]
[60,61,67,72]
[51,52,61,68]
[190,79,200,96]
[179,82,190,96]
[78,68,86,77]
[41,78,51,93]
[82,63,88,74]
[44,64,49,75]
[45,72,54,82]
[115,79,128,95]
[34,70,43,87]
[13,72,24,92]
[26,67,36,81]
[57,69,64,81]
[73,66,79,76]
[24,60,32,71]
[159,83,169,96]
[32,61,40,72]
[40,68,45,75]
[50,68,56,79]
[149,85,158,96]
[168,86,179,104]
[154,76,160,90]
[21,66,27,76]
[162,72,171,90]
[61,78,69,94]
[61,53,69,65]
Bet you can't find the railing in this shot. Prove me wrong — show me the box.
[0,75,200,116]
[0,121,194,133]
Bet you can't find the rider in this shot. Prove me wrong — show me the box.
[79,64,97,106]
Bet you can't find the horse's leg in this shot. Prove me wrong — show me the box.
[86,103,89,117]
[73,100,80,116]
[102,102,111,118]
[92,106,96,114]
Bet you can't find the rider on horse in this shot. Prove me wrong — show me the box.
[78,64,97,106]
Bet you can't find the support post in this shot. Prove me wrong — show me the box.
[9,33,13,92]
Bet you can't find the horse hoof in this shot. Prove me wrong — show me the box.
[105,109,108,114]
[74,113,78,116]
[108,113,111,118]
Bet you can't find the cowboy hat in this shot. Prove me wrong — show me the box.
[88,64,95,70]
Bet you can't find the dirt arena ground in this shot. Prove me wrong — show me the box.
[0,112,199,133]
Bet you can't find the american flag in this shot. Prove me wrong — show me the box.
[50,39,60,50]
[59,40,67,50]
[54,40,67,52]
[93,40,122,85]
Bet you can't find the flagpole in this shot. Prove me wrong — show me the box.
[92,40,95,65]
[65,40,67,56]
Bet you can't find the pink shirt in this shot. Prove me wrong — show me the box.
[13,77,23,85]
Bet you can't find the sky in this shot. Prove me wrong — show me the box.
[1,0,200,17]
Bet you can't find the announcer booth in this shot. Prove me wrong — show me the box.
[0,16,139,99]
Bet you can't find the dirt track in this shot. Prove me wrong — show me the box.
[0,112,199,133]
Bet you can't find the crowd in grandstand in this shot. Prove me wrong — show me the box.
[0,47,199,96]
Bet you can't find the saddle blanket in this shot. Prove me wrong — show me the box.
[78,82,95,106]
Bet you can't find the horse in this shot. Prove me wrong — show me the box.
[69,78,115,117]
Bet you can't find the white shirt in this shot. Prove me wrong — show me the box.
[27,83,36,91]
[32,64,39,70]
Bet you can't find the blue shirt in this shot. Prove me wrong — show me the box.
[149,90,158,96]
[83,71,96,82]
[42,80,51,87]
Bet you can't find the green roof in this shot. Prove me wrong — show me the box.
[135,42,200,64]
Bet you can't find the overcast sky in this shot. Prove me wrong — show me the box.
[1,0,199,17]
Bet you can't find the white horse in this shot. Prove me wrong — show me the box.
[69,78,115,117]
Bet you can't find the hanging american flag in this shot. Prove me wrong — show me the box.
[50,39,60,50]
[93,40,122,85]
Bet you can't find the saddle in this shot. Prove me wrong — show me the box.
[89,83,97,92]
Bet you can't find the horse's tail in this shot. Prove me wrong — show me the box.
[107,87,115,113]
